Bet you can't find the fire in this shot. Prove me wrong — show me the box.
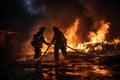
[27,19,114,53]
[88,20,110,43]
[27,18,113,54]
[65,19,80,51]
[65,19,110,53]
[113,38,120,43]
[109,38,120,44]
[28,18,120,55]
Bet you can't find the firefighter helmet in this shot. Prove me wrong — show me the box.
[52,26,59,31]
[39,26,46,31]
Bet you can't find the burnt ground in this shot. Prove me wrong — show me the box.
[0,52,120,80]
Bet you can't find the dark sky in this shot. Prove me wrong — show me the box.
[0,0,120,40]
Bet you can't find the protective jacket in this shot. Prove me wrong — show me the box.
[52,30,67,46]
[31,33,48,48]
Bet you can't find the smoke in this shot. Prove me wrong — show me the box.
[79,0,120,40]
[22,0,47,16]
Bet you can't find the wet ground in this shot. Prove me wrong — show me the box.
[0,52,120,80]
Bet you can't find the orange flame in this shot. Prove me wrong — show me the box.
[88,20,110,43]
[65,19,110,53]
[65,19,80,51]
[65,19,80,48]
[27,18,120,55]
[109,38,120,44]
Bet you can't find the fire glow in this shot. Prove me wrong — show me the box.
[65,19,80,51]
[65,19,120,53]
[88,20,110,44]
[65,19,110,53]
[29,18,120,54]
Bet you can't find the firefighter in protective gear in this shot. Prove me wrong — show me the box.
[31,26,49,59]
[51,26,69,62]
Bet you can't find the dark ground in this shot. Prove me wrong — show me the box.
[0,51,120,80]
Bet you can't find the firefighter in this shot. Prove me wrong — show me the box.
[51,26,69,63]
[31,26,49,59]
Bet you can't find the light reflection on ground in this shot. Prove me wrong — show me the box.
[1,52,120,80]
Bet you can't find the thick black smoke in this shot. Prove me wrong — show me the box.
[0,0,120,55]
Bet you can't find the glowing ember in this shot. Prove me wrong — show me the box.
[93,66,111,76]
[114,38,120,43]
[110,38,120,44]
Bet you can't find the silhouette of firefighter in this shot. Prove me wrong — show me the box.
[31,26,49,59]
[51,26,69,62]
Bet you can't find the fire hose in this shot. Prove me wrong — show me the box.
[35,44,83,70]
[37,45,80,62]
[66,46,80,53]
[37,44,51,62]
